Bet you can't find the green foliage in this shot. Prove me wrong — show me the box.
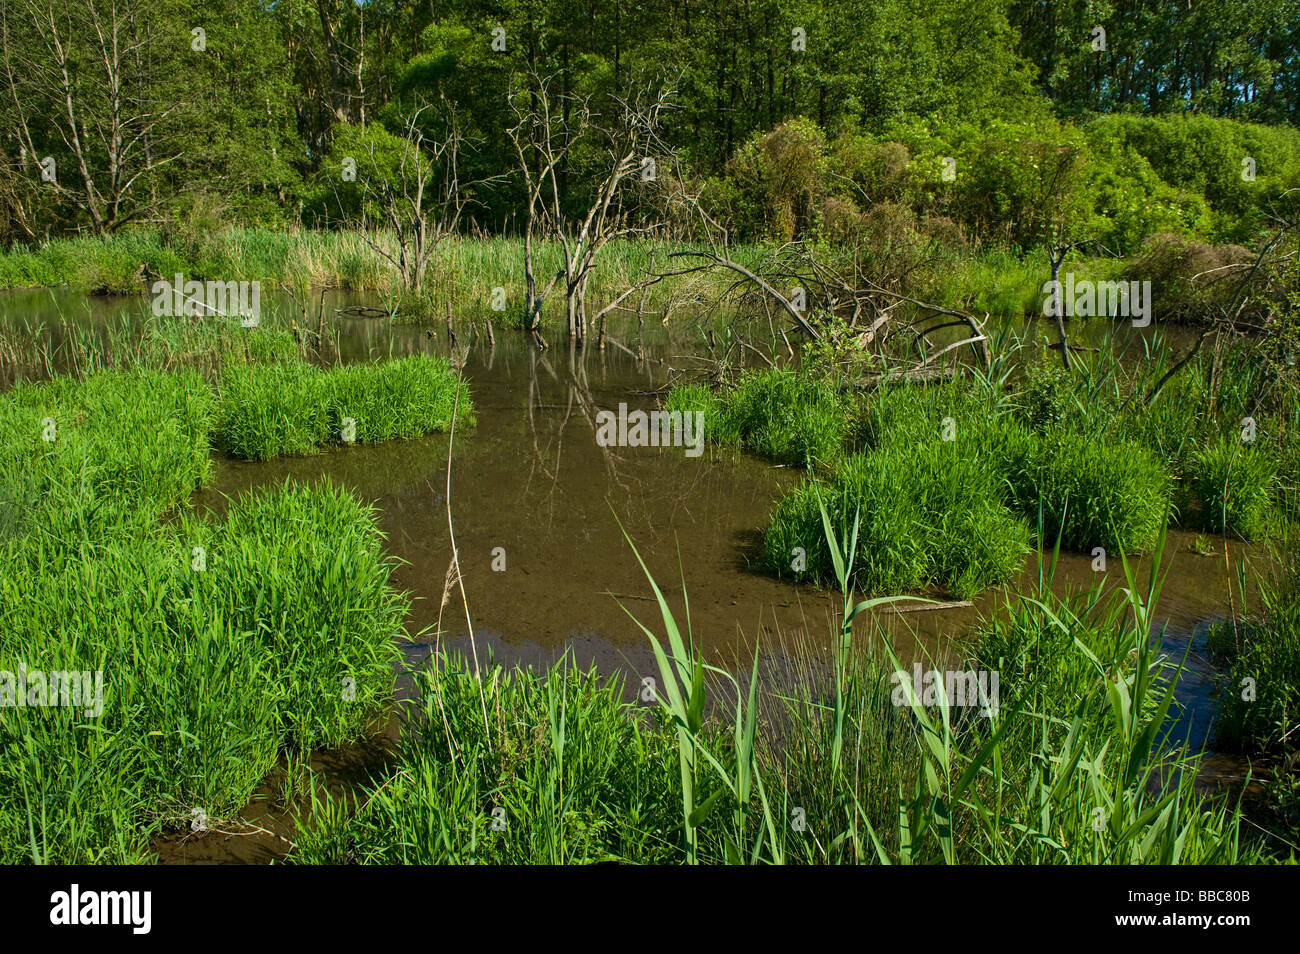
[1080,131,1214,253]
[304,122,434,227]
[1008,429,1172,554]
[1190,435,1279,539]
[0,368,214,531]
[215,355,473,460]
[763,444,1030,599]
[2,0,1296,252]
[1211,539,1300,756]
[1087,115,1300,243]
[669,369,851,468]
[1009,0,1299,126]
[292,513,1257,864]
[707,109,1299,256]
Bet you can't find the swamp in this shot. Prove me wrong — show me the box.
[0,0,1298,870]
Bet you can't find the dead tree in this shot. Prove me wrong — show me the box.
[507,71,574,331]
[508,70,677,344]
[655,182,989,374]
[1045,238,1073,371]
[355,100,497,294]
[2,0,181,234]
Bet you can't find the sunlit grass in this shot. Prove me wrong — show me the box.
[215,354,473,460]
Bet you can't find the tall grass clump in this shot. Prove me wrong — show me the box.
[329,355,473,444]
[139,319,299,372]
[698,366,1177,597]
[663,384,733,444]
[214,354,472,460]
[665,369,851,468]
[0,365,412,863]
[1007,334,1294,541]
[1190,434,1279,539]
[292,654,684,864]
[0,477,407,864]
[1008,429,1172,553]
[215,360,334,459]
[763,440,1030,598]
[0,367,214,532]
[1207,533,1300,848]
[859,372,1171,556]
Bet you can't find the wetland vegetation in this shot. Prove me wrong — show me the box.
[1,0,1299,868]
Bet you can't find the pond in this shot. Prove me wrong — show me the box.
[0,287,1260,862]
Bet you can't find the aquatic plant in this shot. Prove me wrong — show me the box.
[0,477,407,864]
[762,441,1030,599]
[664,369,851,468]
[1190,433,1279,540]
[1008,428,1172,554]
[214,354,472,460]
[0,367,215,531]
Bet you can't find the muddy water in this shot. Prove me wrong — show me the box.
[188,310,1259,730]
[0,288,1261,861]
[198,351,1259,698]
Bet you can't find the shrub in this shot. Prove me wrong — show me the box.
[1124,233,1254,321]
[1016,354,1077,433]
[1085,114,1300,244]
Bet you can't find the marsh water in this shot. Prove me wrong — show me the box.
[0,288,1265,862]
